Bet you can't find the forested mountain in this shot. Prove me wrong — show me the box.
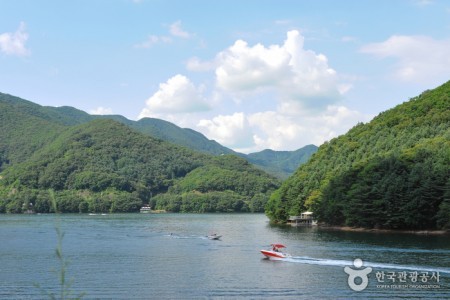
[0,119,280,213]
[0,94,65,169]
[130,118,236,156]
[266,81,450,230]
[0,92,315,177]
[246,145,318,179]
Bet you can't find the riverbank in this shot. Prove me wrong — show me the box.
[318,225,450,235]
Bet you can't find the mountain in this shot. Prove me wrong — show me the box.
[266,81,450,230]
[0,118,280,213]
[129,118,236,156]
[0,94,65,169]
[246,145,318,179]
[0,92,315,177]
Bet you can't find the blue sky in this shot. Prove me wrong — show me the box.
[1,0,449,153]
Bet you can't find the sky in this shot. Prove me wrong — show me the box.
[1,0,449,153]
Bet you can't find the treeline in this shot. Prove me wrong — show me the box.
[0,188,142,213]
[266,81,450,230]
[150,156,279,212]
[315,138,450,229]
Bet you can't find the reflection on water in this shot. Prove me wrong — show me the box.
[0,213,449,299]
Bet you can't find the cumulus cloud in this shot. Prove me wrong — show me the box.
[197,112,254,150]
[140,30,365,153]
[214,30,342,110]
[0,22,30,56]
[139,74,210,119]
[195,106,371,153]
[248,111,303,150]
[254,106,370,151]
[90,107,113,115]
[360,35,450,82]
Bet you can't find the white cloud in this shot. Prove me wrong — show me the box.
[90,107,113,115]
[140,30,365,153]
[247,106,371,152]
[194,106,371,153]
[0,22,30,56]
[197,112,254,150]
[169,21,190,38]
[214,30,343,110]
[360,35,450,82]
[248,111,303,150]
[139,74,210,119]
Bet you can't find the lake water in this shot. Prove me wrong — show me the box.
[1,213,449,299]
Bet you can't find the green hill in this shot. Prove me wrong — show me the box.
[0,94,65,169]
[0,119,280,213]
[130,118,236,156]
[266,81,450,230]
[0,92,315,177]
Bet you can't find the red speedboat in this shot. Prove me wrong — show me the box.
[260,244,291,260]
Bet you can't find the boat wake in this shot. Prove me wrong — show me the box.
[165,234,209,240]
[282,256,450,274]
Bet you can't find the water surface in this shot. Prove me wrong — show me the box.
[0,213,449,299]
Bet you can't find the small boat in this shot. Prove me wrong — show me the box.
[140,205,152,213]
[260,243,291,260]
[207,233,222,240]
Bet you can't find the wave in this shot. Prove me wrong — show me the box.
[284,256,450,274]
[165,234,209,240]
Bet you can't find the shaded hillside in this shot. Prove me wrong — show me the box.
[0,119,280,213]
[246,145,318,179]
[0,94,65,170]
[266,81,450,230]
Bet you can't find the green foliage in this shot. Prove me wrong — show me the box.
[0,92,313,179]
[153,190,248,213]
[266,80,450,230]
[0,115,280,214]
[151,155,280,213]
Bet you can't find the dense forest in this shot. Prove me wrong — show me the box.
[0,92,315,179]
[0,116,280,213]
[266,81,450,230]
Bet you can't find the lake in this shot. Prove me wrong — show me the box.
[0,213,449,299]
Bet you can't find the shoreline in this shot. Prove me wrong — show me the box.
[318,225,450,235]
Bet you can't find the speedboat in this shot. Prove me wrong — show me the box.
[207,233,222,240]
[260,244,291,260]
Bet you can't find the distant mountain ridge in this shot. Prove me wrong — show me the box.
[0,92,316,178]
[246,145,318,178]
